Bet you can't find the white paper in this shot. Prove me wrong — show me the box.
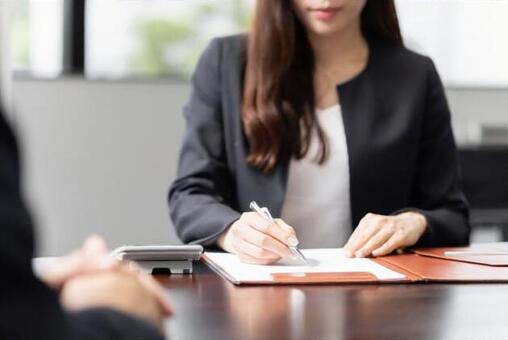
[205,248,407,283]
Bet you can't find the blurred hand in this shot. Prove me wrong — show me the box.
[217,212,299,265]
[344,212,427,258]
[42,235,119,290]
[60,265,172,329]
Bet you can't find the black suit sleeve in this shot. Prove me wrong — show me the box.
[401,58,470,247]
[0,112,164,340]
[168,38,241,246]
[68,309,164,340]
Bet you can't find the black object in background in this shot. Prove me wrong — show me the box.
[459,146,508,240]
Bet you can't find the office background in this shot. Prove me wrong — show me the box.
[4,0,508,255]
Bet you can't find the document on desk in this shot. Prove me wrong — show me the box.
[203,248,407,285]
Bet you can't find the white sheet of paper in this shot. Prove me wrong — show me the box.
[205,248,406,283]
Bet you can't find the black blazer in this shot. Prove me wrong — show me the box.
[0,112,163,339]
[169,34,470,248]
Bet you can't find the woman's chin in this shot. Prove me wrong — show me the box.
[306,20,348,37]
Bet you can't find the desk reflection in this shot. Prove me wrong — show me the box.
[160,265,469,340]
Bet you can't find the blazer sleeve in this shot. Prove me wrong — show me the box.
[0,112,164,340]
[168,38,241,246]
[400,58,471,247]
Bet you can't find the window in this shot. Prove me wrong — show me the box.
[11,0,64,78]
[86,0,253,79]
[395,0,508,87]
[13,0,508,87]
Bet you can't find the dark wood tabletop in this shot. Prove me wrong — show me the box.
[156,262,508,340]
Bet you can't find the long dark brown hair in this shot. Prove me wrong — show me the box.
[242,0,403,173]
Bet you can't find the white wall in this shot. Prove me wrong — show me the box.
[13,78,187,256]
[448,88,508,144]
[11,78,508,256]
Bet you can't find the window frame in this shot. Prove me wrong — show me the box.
[62,0,86,74]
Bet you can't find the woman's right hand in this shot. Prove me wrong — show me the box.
[217,212,299,264]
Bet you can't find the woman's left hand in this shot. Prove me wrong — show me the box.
[344,212,427,258]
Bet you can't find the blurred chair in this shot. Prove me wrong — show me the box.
[459,147,508,241]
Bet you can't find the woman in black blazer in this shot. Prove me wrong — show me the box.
[169,0,470,264]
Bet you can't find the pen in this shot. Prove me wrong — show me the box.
[249,201,308,264]
[444,251,508,256]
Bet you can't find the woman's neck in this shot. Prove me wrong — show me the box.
[308,20,369,73]
[308,19,369,109]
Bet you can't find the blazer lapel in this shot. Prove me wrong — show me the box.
[337,44,385,229]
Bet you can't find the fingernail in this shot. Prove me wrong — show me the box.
[345,250,353,258]
[355,251,363,258]
[280,223,292,232]
[287,236,299,247]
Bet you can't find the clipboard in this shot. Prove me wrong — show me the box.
[203,246,508,285]
[202,249,409,285]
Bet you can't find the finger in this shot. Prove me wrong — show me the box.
[371,232,405,257]
[119,260,141,273]
[244,213,294,246]
[43,241,121,289]
[137,273,173,315]
[344,214,372,252]
[96,256,120,271]
[116,265,172,316]
[43,251,84,288]
[82,235,120,269]
[236,224,292,258]
[274,219,299,246]
[82,235,109,256]
[354,228,394,258]
[236,237,281,261]
[237,252,279,265]
[345,215,381,256]
[65,235,110,272]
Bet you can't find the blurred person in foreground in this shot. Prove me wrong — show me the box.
[0,90,171,340]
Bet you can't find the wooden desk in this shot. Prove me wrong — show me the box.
[157,263,508,340]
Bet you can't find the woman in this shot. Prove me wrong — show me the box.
[169,0,470,264]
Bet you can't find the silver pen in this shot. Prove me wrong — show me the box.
[249,201,308,264]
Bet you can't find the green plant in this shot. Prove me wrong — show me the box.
[129,1,252,78]
[130,20,192,77]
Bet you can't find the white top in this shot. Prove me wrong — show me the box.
[280,104,352,248]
